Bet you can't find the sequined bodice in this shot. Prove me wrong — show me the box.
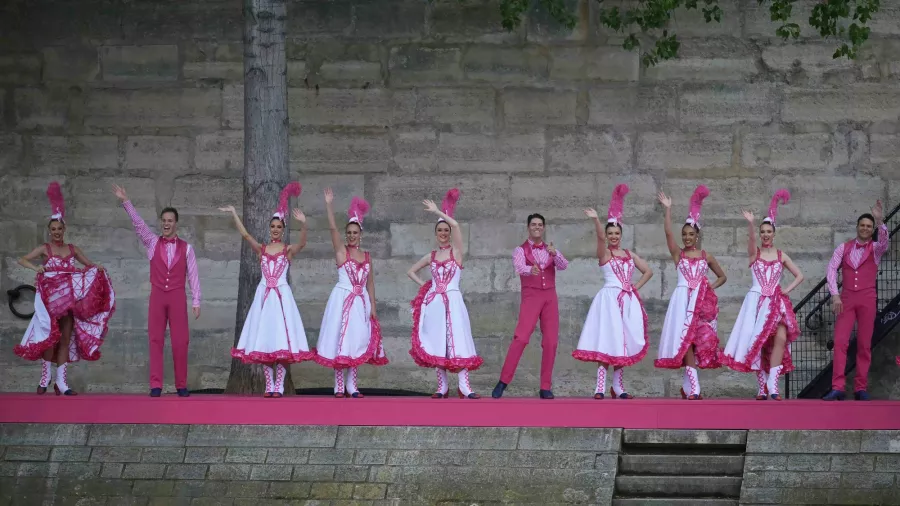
[261,248,290,288]
[429,251,461,295]
[751,252,783,297]
[676,252,709,290]
[602,253,634,291]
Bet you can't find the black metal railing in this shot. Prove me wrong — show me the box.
[786,202,900,398]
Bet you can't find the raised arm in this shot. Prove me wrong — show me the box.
[780,252,804,296]
[657,192,680,263]
[72,245,102,271]
[706,253,727,290]
[631,253,654,291]
[872,200,889,263]
[406,253,432,287]
[113,184,156,254]
[584,208,609,263]
[324,188,347,265]
[219,205,262,255]
[18,246,47,273]
[366,260,377,319]
[287,208,308,259]
[424,199,464,255]
[742,209,757,263]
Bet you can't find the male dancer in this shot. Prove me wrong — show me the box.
[823,200,887,401]
[113,184,201,398]
[493,213,568,399]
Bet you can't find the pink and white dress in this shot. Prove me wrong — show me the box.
[655,250,720,369]
[232,245,315,364]
[314,249,388,368]
[15,244,116,362]
[721,250,799,373]
[573,251,649,366]
[410,250,483,372]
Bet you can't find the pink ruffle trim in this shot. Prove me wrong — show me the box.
[720,290,799,374]
[313,315,389,369]
[231,348,318,365]
[654,279,721,369]
[572,291,650,367]
[408,280,484,373]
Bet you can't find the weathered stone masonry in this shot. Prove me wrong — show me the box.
[2,0,900,397]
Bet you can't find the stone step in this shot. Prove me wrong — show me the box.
[622,430,747,449]
[615,476,742,498]
[619,454,744,476]
[613,499,739,506]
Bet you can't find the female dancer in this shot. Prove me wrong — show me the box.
[223,182,316,398]
[407,189,483,399]
[721,190,803,400]
[573,184,652,399]
[15,182,116,395]
[315,188,388,398]
[655,185,727,400]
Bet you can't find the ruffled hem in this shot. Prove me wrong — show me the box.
[231,348,318,364]
[654,280,721,370]
[314,315,389,369]
[14,325,62,361]
[721,291,799,374]
[572,291,650,367]
[408,280,483,373]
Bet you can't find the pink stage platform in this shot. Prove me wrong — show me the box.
[2,393,899,430]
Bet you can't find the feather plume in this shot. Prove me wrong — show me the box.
[606,184,629,224]
[46,181,66,221]
[274,181,302,219]
[440,188,461,219]
[687,184,710,226]
[765,188,791,225]
[347,196,371,227]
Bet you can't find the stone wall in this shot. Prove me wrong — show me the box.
[1,0,899,396]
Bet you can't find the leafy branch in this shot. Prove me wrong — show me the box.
[491,0,881,66]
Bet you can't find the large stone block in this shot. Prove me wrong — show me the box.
[288,0,353,35]
[435,132,544,173]
[195,131,243,175]
[335,426,519,450]
[645,39,758,82]
[186,426,337,448]
[783,85,900,123]
[414,87,496,129]
[548,47,638,82]
[511,174,596,221]
[680,84,778,127]
[14,87,78,129]
[393,127,439,171]
[0,219,38,257]
[183,61,245,81]
[741,132,848,172]
[468,222,527,257]
[860,431,900,453]
[222,84,243,129]
[170,176,242,215]
[623,429,746,446]
[318,60,382,87]
[0,134,21,173]
[462,46,549,83]
[637,132,732,172]
[125,136,190,171]
[280,174,366,220]
[634,224,736,259]
[30,135,118,173]
[658,179,768,224]
[428,0,516,44]
[88,425,188,447]
[291,132,391,173]
[747,430,862,453]
[289,88,415,127]
[0,54,40,84]
[42,46,99,82]
[369,175,511,221]
[389,223,470,257]
[545,222,634,258]
[85,88,222,129]
[588,85,677,127]
[68,176,157,227]
[546,128,633,173]
[100,45,179,81]
[501,90,578,128]
[353,0,426,38]
[772,175,884,224]
[389,46,462,85]
[518,428,621,451]
[743,1,818,38]
[762,42,857,81]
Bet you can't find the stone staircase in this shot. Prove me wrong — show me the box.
[612,429,745,506]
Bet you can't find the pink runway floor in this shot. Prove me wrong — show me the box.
[2,394,899,429]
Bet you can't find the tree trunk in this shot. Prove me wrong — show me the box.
[225,0,294,394]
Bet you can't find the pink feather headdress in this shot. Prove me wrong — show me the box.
[685,184,710,229]
[606,184,629,226]
[347,196,370,228]
[273,181,302,221]
[46,181,66,223]
[763,189,791,226]
[437,188,460,223]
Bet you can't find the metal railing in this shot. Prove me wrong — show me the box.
[786,202,900,398]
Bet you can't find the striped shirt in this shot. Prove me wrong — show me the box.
[124,201,202,307]
[826,223,889,295]
[513,239,569,276]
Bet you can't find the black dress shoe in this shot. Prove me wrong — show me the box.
[539,389,554,399]
[822,390,845,401]
[150,388,162,397]
[176,388,190,398]
[854,390,870,401]
[491,381,507,399]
